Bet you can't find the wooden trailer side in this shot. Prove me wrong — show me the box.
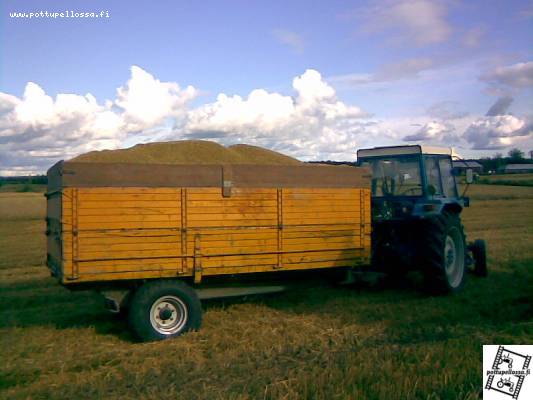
[59,186,371,284]
[186,187,371,279]
[60,187,184,283]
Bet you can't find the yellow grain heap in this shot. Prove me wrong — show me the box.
[71,140,301,165]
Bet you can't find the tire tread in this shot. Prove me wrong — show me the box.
[419,212,466,294]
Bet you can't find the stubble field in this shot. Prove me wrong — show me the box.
[0,183,532,399]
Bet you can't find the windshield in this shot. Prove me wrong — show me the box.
[361,156,423,197]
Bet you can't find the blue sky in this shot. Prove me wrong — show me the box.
[1,0,532,174]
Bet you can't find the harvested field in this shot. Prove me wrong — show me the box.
[478,172,533,187]
[71,140,302,165]
[0,184,531,399]
[460,184,533,200]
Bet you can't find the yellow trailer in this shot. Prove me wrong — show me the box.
[46,161,371,340]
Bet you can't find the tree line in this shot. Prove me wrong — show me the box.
[477,148,532,173]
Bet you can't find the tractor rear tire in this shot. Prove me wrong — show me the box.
[420,212,466,294]
[128,280,202,342]
[471,239,488,277]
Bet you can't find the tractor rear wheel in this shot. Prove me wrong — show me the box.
[420,212,466,294]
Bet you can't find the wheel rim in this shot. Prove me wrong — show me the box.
[444,228,465,288]
[149,295,188,335]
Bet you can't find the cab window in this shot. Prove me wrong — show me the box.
[424,157,443,196]
[439,158,457,197]
[361,156,423,197]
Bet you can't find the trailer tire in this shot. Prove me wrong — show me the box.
[128,280,202,341]
[420,212,466,294]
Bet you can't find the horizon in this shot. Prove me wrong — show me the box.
[2,144,532,179]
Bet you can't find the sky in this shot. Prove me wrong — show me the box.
[1,0,532,175]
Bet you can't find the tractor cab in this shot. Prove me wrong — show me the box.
[356,145,486,293]
[357,145,469,221]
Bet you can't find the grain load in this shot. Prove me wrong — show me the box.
[71,140,301,165]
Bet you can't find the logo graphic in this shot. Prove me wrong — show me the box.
[484,345,532,399]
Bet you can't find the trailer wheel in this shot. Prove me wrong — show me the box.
[128,280,202,341]
[471,239,488,277]
[421,212,466,294]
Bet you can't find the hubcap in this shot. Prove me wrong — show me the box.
[445,236,456,272]
[444,229,464,288]
[150,295,188,335]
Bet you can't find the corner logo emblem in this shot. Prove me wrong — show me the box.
[484,345,532,399]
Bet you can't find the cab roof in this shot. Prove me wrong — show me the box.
[357,145,454,159]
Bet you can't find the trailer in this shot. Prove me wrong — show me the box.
[46,162,371,341]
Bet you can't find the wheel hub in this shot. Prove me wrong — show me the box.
[443,230,465,289]
[445,236,456,272]
[150,296,188,334]
[158,305,174,322]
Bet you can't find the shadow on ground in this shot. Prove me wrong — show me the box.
[1,261,531,344]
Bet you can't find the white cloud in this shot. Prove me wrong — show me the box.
[271,29,305,54]
[1,80,125,152]
[12,82,119,140]
[0,68,374,171]
[180,69,369,160]
[1,66,531,174]
[185,90,295,132]
[461,84,532,149]
[0,66,199,173]
[464,115,532,149]
[357,0,452,46]
[116,66,197,131]
[403,121,457,142]
[481,61,533,89]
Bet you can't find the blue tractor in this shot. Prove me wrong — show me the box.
[357,145,487,294]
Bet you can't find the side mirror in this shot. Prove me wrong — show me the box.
[465,169,474,184]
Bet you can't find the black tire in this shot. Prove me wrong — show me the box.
[128,280,202,342]
[471,239,488,277]
[420,212,466,294]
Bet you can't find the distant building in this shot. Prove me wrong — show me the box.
[503,164,533,174]
[452,160,483,174]
[529,150,533,159]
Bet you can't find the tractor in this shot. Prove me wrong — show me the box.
[356,145,487,293]
[498,354,513,369]
[497,377,514,392]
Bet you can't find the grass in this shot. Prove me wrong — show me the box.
[0,183,47,193]
[0,185,532,399]
[459,183,533,201]
[476,173,533,187]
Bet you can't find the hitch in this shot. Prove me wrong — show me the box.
[467,239,488,277]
